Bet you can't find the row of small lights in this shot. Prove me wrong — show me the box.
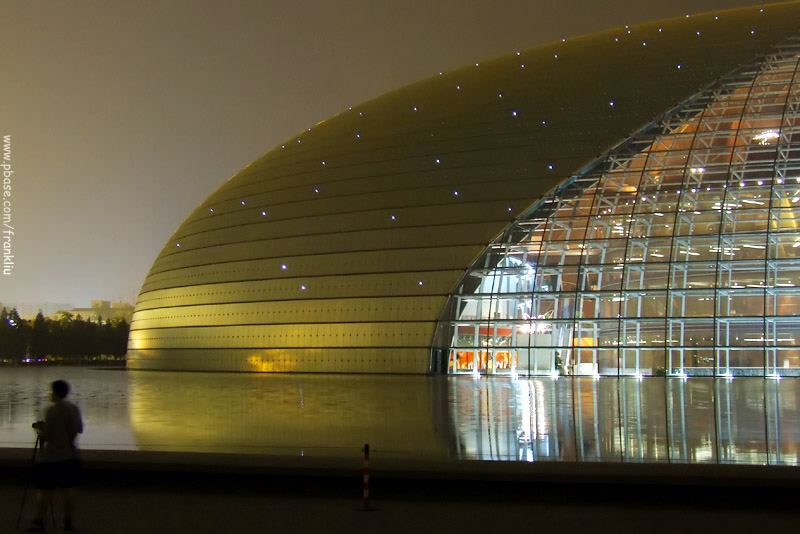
[203,174,795,229]
[203,196,515,226]
[208,167,792,223]
[159,252,429,293]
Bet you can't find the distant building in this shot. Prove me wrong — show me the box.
[52,301,134,323]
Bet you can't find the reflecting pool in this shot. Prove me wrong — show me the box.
[0,367,798,465]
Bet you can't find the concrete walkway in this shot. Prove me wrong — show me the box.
[2,449,800,533]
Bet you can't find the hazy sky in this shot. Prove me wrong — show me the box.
[0,0,780,308]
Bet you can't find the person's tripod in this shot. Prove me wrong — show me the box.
[15,435,55,530]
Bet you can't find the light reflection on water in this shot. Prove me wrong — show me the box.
[0,368,798,465]
[450,376,800,464]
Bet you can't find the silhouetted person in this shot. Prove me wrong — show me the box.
[26,379,83,532]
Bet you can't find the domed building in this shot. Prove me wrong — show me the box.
[128,3,800,377]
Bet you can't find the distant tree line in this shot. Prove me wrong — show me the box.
[0,308,129,363]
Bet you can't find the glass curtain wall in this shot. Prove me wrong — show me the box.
[448,43,800,377]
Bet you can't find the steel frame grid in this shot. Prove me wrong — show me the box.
[447,41,800,378]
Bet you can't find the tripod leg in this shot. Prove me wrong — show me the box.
[14,436,39,530]
[14,485,29,530]
[49,495,56,529]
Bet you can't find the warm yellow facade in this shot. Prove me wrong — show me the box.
[128,3,800,373]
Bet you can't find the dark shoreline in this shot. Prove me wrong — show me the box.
[0,360,126,368]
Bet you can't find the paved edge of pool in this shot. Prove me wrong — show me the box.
[0,448,798,488]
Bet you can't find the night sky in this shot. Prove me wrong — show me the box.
[0,0,780,308]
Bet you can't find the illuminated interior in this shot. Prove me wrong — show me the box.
[448,43,800,377]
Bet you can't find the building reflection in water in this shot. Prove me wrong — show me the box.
[448,377,800,464]
[127,372,453,459]
[128,373,800,465]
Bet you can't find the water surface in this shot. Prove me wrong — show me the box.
[1,367,798,465]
